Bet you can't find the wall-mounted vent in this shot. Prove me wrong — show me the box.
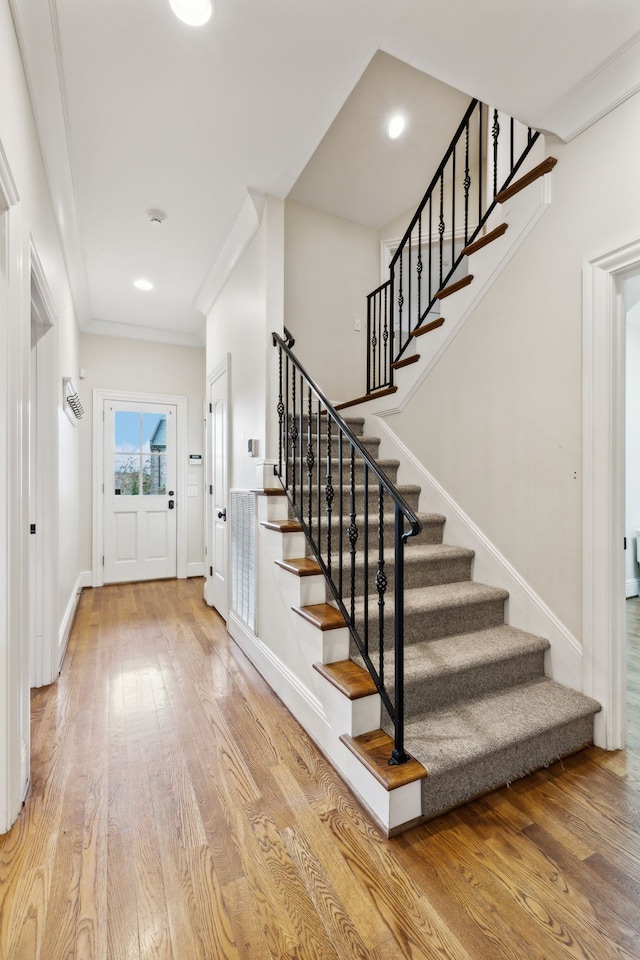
[230,490,256,633]
[63,377,84,424]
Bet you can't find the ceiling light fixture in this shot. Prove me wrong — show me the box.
[169,0,214,26]
[133,278,154,291]
[386,114,406,141]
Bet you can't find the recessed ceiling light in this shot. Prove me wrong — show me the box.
[133,279,154,291]
[386,114,406,140]
[169,0,214,26]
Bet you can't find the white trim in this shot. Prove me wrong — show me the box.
[79,570,93,589]
[372,415,583,689]
[0,139,20,207]
[194,191,265,317]
[204,357,231,614]
[582,238,640,749]
[626,579,639,598]
[30,235,59,688]
[187,561,205,578]
[58,572,84,670]
[535,30,640,142]
[92,388,189,586]
[0,156,30,831]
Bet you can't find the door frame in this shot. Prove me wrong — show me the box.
[0,141,30,832]
[93,388,188,586]
[30,237,59,686]
[582,237,640,749]
[205,355,230,615]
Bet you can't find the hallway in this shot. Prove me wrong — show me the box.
[1,579,639,959]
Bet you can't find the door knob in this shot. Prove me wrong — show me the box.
[168,499,175,510]
[217,508,227,521]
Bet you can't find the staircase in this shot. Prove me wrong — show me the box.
[262,411,600,830]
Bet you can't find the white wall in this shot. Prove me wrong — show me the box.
[284,200,379,403]
[206,197,285,490]
[626,312,640,596]
[384,89,640,640]
[0,0,81,831]
[78,333,205,573]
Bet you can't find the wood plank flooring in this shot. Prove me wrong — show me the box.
[1,578,640,959]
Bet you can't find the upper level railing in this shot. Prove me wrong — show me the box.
[367,100,540,394]
[273,331,422,764]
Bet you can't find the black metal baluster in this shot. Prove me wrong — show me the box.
[276,341,284,478]
[366,294,372,394]
[325,416,333,577]
[306,385,314,537]
[349,449,357,623]
[363,464,369,660]
[417,214,422,327]
[376,485,387,689]
[289,364,298,504]
[510,116,515,173]
[464,119,471,245]
[284,354,290,489]
[397,254,404,371]
[298,373,304,511]
[382,290,389,387]
[451,142,456,275]
[407,230,412,348]
[428,194,433,310]
[478,103,483,231]
[316,397,322,555]
[389,503,410,765]
[438,174,445,289]
[371,298,377,392]
[338,428,343,598]
[492,107,500,198]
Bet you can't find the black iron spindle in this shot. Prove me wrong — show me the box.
[376,484,386,689]
[464,119,470,244]
[492,107,500,198]
[306,385,314,536]
[349,448,357,623]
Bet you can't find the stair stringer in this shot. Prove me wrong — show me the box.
[368,414,584,703]
[360,165,554,419]
[226,489,425,835]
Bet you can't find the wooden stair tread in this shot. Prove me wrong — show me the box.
[335,386,398,410]
[461,222,508,257]
[435,274,474,300]
[251,487,286,497]
[275,557,322,577]
[495,157,557,204]
[292,603,346,631]
[411,316,445,338]
[391,354,420,370]
[261,519,302,533]
[313,659,377,699]
[340,730,428,790]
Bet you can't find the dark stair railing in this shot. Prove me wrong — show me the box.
[273,331,422,764]
[367,100,540,393]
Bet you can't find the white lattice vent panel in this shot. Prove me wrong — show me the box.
[230,489,256,633]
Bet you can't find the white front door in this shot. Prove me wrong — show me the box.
[104,400,177,583]
[205,361,229,618]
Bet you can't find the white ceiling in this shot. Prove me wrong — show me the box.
[10,0,640,346]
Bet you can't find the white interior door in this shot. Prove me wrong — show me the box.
[104,400,177,583]
[205,361,229,618]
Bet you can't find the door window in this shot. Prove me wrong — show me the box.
[114,410,168,495]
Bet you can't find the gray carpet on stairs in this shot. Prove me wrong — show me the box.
[299,414,601,819]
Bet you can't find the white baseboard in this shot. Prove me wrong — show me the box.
[626,578,640,598]
[373,417,583,691]
[187,561,205,578]
[58,572,84,670]
[79,570,92,589]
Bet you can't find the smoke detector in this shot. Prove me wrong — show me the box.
[146,209,167,226]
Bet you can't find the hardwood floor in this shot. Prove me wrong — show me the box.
[1,579,640,959]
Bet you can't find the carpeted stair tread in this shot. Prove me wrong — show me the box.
[341,543,474,594]
[358,581,509,616]
[403,677,600,778]
[396,624,549,712]
[403,624,549,681]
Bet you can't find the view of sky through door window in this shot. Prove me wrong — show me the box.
[114,410,167,495]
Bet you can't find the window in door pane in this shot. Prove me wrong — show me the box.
[143,454,167,495]
[114,411,141,453]
[114,453,141,495]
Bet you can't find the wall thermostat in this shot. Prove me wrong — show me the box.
[189,454,202,465]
